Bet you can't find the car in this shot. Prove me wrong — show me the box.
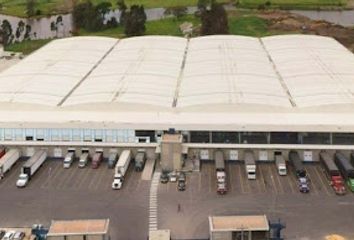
[169,171,177,182]
[160,172,169,184]
[2,231,15,240]
[16,173,29,188]
[13,232,25,240]
[177,172,186,191]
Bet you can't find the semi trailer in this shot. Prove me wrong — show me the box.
[92,152,103,169]
[112,150,132,190]
[0,149,20,179]
[244,151,256,180]
[16,150,47,188]
[63,151,75,168]
[335,152,354,192]
[78,152,90,168]
[320,152,346,195]
[289,151,309,193]
[108,152,118,169]
[215,150,227,194]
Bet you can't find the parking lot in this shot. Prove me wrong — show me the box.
[0,158,150,240]
[158,161,354,240]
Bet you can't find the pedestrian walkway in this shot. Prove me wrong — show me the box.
[149,171,160,232]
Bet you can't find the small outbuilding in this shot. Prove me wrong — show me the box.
[46,219,110,240]
[149,229,171,240]
[209,215,270,240]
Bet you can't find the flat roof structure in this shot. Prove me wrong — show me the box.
[149,229,171,240]
[47,219,109,236]
[0,35,353,132]
[209,215,269,232]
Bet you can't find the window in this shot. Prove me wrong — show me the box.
[4,129,12,140]
[83,129,92,142]
[301,132,330,144]
[212,132,239,143]
[270,132,298,144]
[135,130,155,142]
[94,129,103,142]
[62,129,71,141]
[25,129,34,141]
[190,131,210,143]
[241,132,268,144]
[332,133,354,145]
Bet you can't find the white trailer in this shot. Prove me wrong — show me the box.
[112,150,132,190]
[0,149,20,179]
[245,151,256,180]
[16,150,47,187]
[275,155,287,176]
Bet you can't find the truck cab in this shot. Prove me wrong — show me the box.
[332,175,346,195]
[92,152,103,169]
[78,152,90,168]
[216,171,227,194]
[16,173,29,188]
[298,177,309,193]
[112,173,123,190]
[63,152,75,168]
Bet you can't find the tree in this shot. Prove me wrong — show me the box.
[72,1,102,31]
[96,2,112,21]
[200,3,228,35]
[164,6,187,20]
[26,0,36,17]
[117,0,127,26]
[15,20,25,40]
[124,5,146,36]
[1,20,13,45]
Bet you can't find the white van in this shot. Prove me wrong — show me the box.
[275,155,287,176]
[78,152,90,168]
[63,152,75,168]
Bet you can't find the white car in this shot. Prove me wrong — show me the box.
[16,173,29,188]
[13,232,25,240]
[2,231,15,240]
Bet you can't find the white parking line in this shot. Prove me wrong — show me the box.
[149,171,161,231]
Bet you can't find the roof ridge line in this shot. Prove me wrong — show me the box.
[57,39,121,107]
[172,38,190,108]
[259,38,297,108]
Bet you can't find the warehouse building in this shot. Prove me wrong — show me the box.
[0,34,353,165]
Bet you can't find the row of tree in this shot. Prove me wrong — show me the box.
[72,0,147,36]
[0,20,32,45]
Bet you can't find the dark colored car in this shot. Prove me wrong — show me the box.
[160,172,169,184]
[177,172,186,191]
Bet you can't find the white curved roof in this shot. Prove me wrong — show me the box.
[0,35,353,111]
[262,35,354,108]
[0,36,118,106]
[177,35,291,108]
[0,35,353,132]
[64,36,187,107]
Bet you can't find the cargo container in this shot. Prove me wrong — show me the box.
[0,149,20,179]
[320,152,346,195]
[0,147,6,159]
[214,150,227,194]
[335,152,354,192]
[112,150,131,190]
[289,151,309,193]
[134,149,146,172]
[92,152,103,169]
[16,150,47,187]
[275,155,287,176]
[244,151,256,180]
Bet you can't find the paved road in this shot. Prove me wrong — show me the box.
[291,10,354,27]
[159,162,354,240]
[0,159,149,240]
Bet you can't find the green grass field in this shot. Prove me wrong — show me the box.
[237,0,346,9]
[0,0,229,17]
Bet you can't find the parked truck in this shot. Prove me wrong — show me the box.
[0,149,20,179]
[92,152,103,169]
[108,152,118,169]
[320,152,346,195]
[134,149,147,172]
[112,150,132,190]
[335,152,354,192]
[63,151,75,168]
[16,150,47,188]
[244,150,256,180]
[289,150,309,193]
[275,155,287,176]
[78,152,90,168]
[0,148,6,159]
[215,150,227,194]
